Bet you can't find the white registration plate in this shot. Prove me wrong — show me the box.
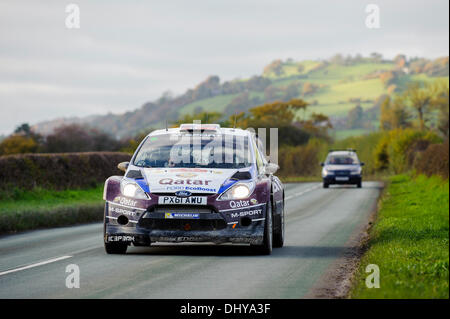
[158,196,207,205]
[335,177,349,181]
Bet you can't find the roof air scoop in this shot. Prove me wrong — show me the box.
[179,124,220,133]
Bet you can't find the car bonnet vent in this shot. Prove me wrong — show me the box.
[230,171,252,180]
[126,170,144,179]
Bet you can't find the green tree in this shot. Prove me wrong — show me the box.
[263,59,284,76]
[380,96,412,130]
[231,99,331,145]
[172,111,222,126]
[14,123,32,135]
[403,82,438,130]
[0,135,38,155]
[430,80,449,137]
[43,124,121,153]
[346,105,364,129]
[283,82,300,100]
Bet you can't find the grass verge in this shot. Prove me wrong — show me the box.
[0,186,104,235]
[351,174,449,298]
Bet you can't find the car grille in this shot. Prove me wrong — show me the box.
[334,170,350,176]
[141,219,227,231]
[139,205,226,231]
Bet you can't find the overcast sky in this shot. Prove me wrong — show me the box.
[0,0,448,135]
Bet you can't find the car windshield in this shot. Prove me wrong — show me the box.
[326,154,359,165]
[133,133,252,169]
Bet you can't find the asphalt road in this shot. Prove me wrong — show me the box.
[0,182,382,299]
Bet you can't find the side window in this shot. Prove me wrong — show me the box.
[252,137,264,174]
[256,137,268,165]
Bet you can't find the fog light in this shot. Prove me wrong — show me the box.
[240,217,252,227]
[117,215,129,225]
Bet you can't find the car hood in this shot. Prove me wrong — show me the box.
[325,164,360,171]
[142,167,239,194]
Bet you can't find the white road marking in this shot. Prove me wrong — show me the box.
[285,184,321,201]
[0,184,320,278]
[0,255,72,277]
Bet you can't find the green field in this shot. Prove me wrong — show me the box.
[175,60,447,141]
[351,174,449,298]
[178,61,398,122]
[0,186,104,234]
[308,78,385,104]
[332,128,374,140]
[265,60,322,78]
[179,94,240,116]
[0,185,103,212]
[308,62,394,81]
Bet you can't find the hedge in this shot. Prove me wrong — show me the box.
[414,141,449,179]
[0,203,104,234]
[0,152,131,192]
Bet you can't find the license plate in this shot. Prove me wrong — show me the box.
[336,177,349,181]
[158,196,207,205]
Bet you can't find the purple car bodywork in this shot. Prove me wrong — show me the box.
[102,127,285,248]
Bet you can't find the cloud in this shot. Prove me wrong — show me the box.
[0,0,448,134]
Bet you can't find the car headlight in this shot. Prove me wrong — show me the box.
[351,168,362,175]
[120,180,149,199]
[218,182,255,200]
[322,168,334,176]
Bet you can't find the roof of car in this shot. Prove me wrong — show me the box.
[147,125,251,137]
[328,151,358,156]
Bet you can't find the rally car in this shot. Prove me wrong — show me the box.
[103,124,285,255]
[321,149,364,188]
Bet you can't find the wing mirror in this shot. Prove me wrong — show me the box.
[320,162,325,167]
[117,162,129,172]
[360,162,365,166]
[263,163,279,175]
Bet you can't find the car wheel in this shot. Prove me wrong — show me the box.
[104,242,128,254]
[357,181,362,188]
[103,202,128,254]
[323,182,329,188]
[253,202,273,255]
[273,200,284,248]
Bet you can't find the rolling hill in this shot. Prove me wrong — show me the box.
[32,54,449,139]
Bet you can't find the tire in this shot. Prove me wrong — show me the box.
[273,200,284,248]
[323,182,329,188]
[253,202,273,255]
[104,242,128,254]
[103,202,128,254]
[357,181,362,188]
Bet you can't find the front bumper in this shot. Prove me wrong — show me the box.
[323,175,361,184]
[104,201,266,245]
